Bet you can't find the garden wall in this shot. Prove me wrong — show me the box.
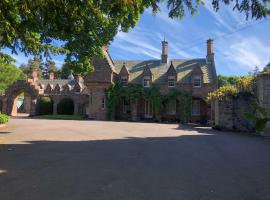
[214,74,270,134]
[214,94,256,132]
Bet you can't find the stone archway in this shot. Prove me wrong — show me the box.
[1,80,40,116]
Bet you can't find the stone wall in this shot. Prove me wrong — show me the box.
[214,74,270,134]
[215,94,256,132]
[257,74,270,134]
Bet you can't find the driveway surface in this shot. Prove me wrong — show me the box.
[0,118,270,200]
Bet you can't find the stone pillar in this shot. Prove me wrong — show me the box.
[214,98,233,130]
[29,98,37,116]
[257,74,270,134]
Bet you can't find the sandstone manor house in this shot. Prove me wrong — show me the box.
[0,39,217,123]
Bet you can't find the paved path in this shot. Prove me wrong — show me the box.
[0,118,270,200]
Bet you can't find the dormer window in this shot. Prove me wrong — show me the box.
[193,76,201,88]
[168,76,176,87]
[121,76,128,86]
[143,76,151,87]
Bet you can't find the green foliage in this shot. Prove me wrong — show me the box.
[57,98,74,115]
[0,59,26,95]
[217,75,242,87]
[208,76,255,101]
[1,0,268,74]
[106,84,192,123]
[212,0,270,20]
[33,115,82,120]
[36,97,53,115]
[245,101,270,134]
[43,60,58,78]
[0,113,9,124]
[19,57,44,78]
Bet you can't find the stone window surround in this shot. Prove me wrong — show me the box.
[168,76,176,88]
[143,76,151,88]
[193,76,202,88]
[121,76,128,87]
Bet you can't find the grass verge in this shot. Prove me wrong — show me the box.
[32,115,84,120]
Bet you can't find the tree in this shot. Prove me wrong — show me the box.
[44,60,58,78]
[217,75,242,87]
[0,1,269,73]
[0,59,26,95]
[19,57,43,78]
[59,62,73,79]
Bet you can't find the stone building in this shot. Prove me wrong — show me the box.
[0,39,217,123]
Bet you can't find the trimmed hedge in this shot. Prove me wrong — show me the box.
[57,98,74,115]
[36,97,53,115]
[0,113,9,124]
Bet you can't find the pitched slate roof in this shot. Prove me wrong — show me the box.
[114,59,214,84]
[37,79,85,91]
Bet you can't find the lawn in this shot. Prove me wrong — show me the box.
[32,115,84,120]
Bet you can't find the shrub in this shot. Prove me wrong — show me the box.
[57,98,74,115]
[36,97,53,115]
[0,113,9,124]
[245,101,270,134]
[207,76,255,102]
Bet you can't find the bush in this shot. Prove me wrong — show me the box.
[0,113,9,124]
[36,97,53,115]
[57,98,74,115]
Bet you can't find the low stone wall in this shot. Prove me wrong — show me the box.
[215,94,256,132]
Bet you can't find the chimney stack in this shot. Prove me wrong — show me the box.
[49,71,55,80]
[161,39,168,64]
[207,38,214,63]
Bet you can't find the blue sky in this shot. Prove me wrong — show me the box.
[6,1,270,76]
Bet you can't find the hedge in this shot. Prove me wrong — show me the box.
[0,113,9,124]
[36,97,53,115]
[57,98,74,115]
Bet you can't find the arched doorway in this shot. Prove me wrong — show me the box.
[57,98,74,115]
[2,80,39,116]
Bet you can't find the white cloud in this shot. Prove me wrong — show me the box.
[224,37,270,71]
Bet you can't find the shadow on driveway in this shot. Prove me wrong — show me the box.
[0,132,270,200]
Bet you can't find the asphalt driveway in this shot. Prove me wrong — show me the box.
[0,118,270,200]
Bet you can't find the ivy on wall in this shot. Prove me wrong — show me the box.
[105,84,192,123]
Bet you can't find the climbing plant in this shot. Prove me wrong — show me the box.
[106,84,192,123]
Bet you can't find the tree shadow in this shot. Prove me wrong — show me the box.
[0,134,270,200]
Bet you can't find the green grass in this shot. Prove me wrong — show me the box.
[32,115,84,120]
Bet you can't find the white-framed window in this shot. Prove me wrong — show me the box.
[101,98,105,110]
[121,76,128,86]
[168,76,176,88]
[192,100,200,116]
[193,76,202,88]
[166,99,176,115]
[143,76,151,87]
